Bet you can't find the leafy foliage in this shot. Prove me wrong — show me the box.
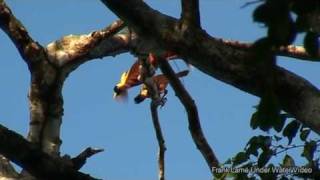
[282,120,300,145]
[254,0,320,55]
[224,2,320,178]
[222,114,320,179]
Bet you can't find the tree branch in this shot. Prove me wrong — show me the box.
[0,0,63,156]
[71,148,104,170]
[100,0,320,134]
[138,55,167,180]
[0,124,99,180]
[0,0,46,69]
[0,2,127,179]
[180,0,201,28]
[220,39,320,62]
[0,155,19,179]
[150,102,166,180]
[46,20,127,68]
[158,57,219,173]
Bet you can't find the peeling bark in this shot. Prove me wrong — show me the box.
[0,1,125,179]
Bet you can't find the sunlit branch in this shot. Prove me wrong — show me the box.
[46,20,127,68]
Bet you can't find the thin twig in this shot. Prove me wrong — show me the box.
[157,56,219,174]
[240,0,263,9]
[274,140,320,156]
[150,102,166,180]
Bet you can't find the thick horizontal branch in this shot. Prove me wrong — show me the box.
[158,57,219,172]
[46,20,127,68]
[0,124,99,180]
[100,0,320,134]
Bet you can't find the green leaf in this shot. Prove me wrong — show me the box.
[273,112,286,132]
[256,90,281,132]
[267,17,296,46]
[258,149,273,167]
[246,136,272,156]
[260,136,272,151]
[304,32,319,57]
[300,129,311,141]
[279,176,289,180]
[246,136,260,157]
[251,38,272,55]
[253,4,272,24]
[246,143,259,157]
[273,135,282,141]
[282,154,295,167]
[234,173,252,180]
[214,171,228,180]
[250,112,259,130]
[302,140,317,162]
[295,15,309,32]
[258,164,277,180]
[291,1,317,15]
[283,120,301,145]
[233,152,249,166]
[224,158,232,165]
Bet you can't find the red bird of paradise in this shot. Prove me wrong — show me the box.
[134,70,189,104]
[113,52,179,101]
[113,59,141,101]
